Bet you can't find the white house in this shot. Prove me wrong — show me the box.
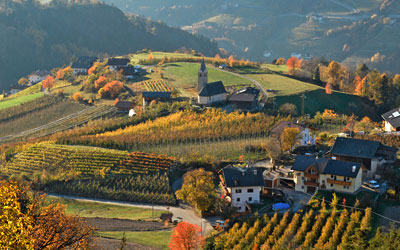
[271,121,315,147]
[291,155,363,194]
[71,56,97,76]
[198,81,227,105]
[382,107,400,132]
[220,166,265,212]
[107,58,130,71]
[28,70,50,84]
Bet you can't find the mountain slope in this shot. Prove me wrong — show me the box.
[101,0,400,73]
[0,0,218,90]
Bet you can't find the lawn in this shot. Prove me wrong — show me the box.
[274,89,378,118]
[97,231,173,249]
[314,189,379,208]
[162,62,252,97]
[245,73,321,96]
[130,51,202,64]
[0,92,44,110]
[46,197,165,220]
[261,64,288,74]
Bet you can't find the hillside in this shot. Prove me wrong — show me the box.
[101,0,400,73]
[0,0,218,91]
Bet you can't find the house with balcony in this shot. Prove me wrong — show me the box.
[330,137,397,178]
[382,107,400,132]
[292,155,363,194]
[219,166,265,212]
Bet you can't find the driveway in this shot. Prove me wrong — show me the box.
[47,193,214,235]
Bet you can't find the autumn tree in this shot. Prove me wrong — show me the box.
[275,58,286,65]
[148,53,155,61]
[325,82,332,94]
[228,55,235,67]
[354,76,364,96]
[72,92,84,102]
[169,222,204,250]
[175,169,216,213]
[286,57,301,75]
[99,81,123,98]
[56,67,73,80]
[18,77,29,85]
[278,103,298,116]
[327,61,342,87]
[94,76,107,90]
[264,138,282,165]
[0,181,33,249]
[355,116,375,133]
[42,76,55,90]
[31,203,93,250]
[280,127,300,151]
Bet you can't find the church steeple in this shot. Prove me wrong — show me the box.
[198,58,208,92]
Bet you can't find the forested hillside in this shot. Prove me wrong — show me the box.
[102,0,400,73]
[0,0,218,90]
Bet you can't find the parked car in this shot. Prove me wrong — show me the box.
[367,180,380,189]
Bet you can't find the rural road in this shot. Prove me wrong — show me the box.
[213,67,268,100]
[47,193,215,235]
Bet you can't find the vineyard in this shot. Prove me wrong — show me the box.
[3,143,177,204]
[58,109,277,152]
[207,199,373,250]
[142,79,175,92]
[0,95,61,123]
[0,105,117,144]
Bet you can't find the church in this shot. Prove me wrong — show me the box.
[197,59,227,105]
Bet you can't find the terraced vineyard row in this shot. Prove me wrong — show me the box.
[143,79,175,92]
[0,105,117,144]
[4,143,176,204]
[208,199,372,250]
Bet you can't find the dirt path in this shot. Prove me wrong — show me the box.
[47,193,214,234]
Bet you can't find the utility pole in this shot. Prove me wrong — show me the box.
[301,93,305,116]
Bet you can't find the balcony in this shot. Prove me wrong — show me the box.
[327,179,351,187]
[304,181,318,187]
[305,173,319,179]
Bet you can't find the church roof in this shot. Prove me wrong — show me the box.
[199,81,227,97]
[200,59,207,72]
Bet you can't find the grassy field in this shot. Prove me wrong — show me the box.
[274,89,378,118]
[130,51,203,64]
[46,197,164,220]
[245,73,321,96]
[97,231,172,250]
[162,62,252,96]
[262,64,288,74]
[0,92,44,110]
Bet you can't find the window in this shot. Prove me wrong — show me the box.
[302,177,305,181]
[237,198,240,202]
[331,175,334,179]
[235,189,242,193]
[249,197,252,201]
[302,186,304,189]
[330,184,333,187]
[247,188,254,193]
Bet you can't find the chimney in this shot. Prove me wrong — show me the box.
[352,166,356,173]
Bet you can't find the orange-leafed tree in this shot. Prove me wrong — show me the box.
[228,55,235,67]
[56,67,73,80]
[215,54,221,60]
[32,203,93,250]
[94,76,107,90]
[72,92,83,102]
[169,222,204,250]
[100,81,123,98]
[354,75,365,96]
[42,76,55,89]
[148,53,155,61]
[286,57,301,75]
[325,82,332,94]
[88,62,100,75]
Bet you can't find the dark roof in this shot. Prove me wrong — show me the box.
[115,101,134,109]
[234,87,260,96]
[331,137,380,159]
[200,59,206,72]
[271,121,306,135]
[222,166,265,187]
[78,56,97,64]
[382,107,400,128]
[107,58,130,66]
[229,93,256,102]
[199,81,227,97]
[291,155,328,172]
[118,65,136,76]
[71,61,91,69]
[322,160,361,178]
[30,70,50,77]
[142,91,171,99]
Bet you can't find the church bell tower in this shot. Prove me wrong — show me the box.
[198,59,208,92]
